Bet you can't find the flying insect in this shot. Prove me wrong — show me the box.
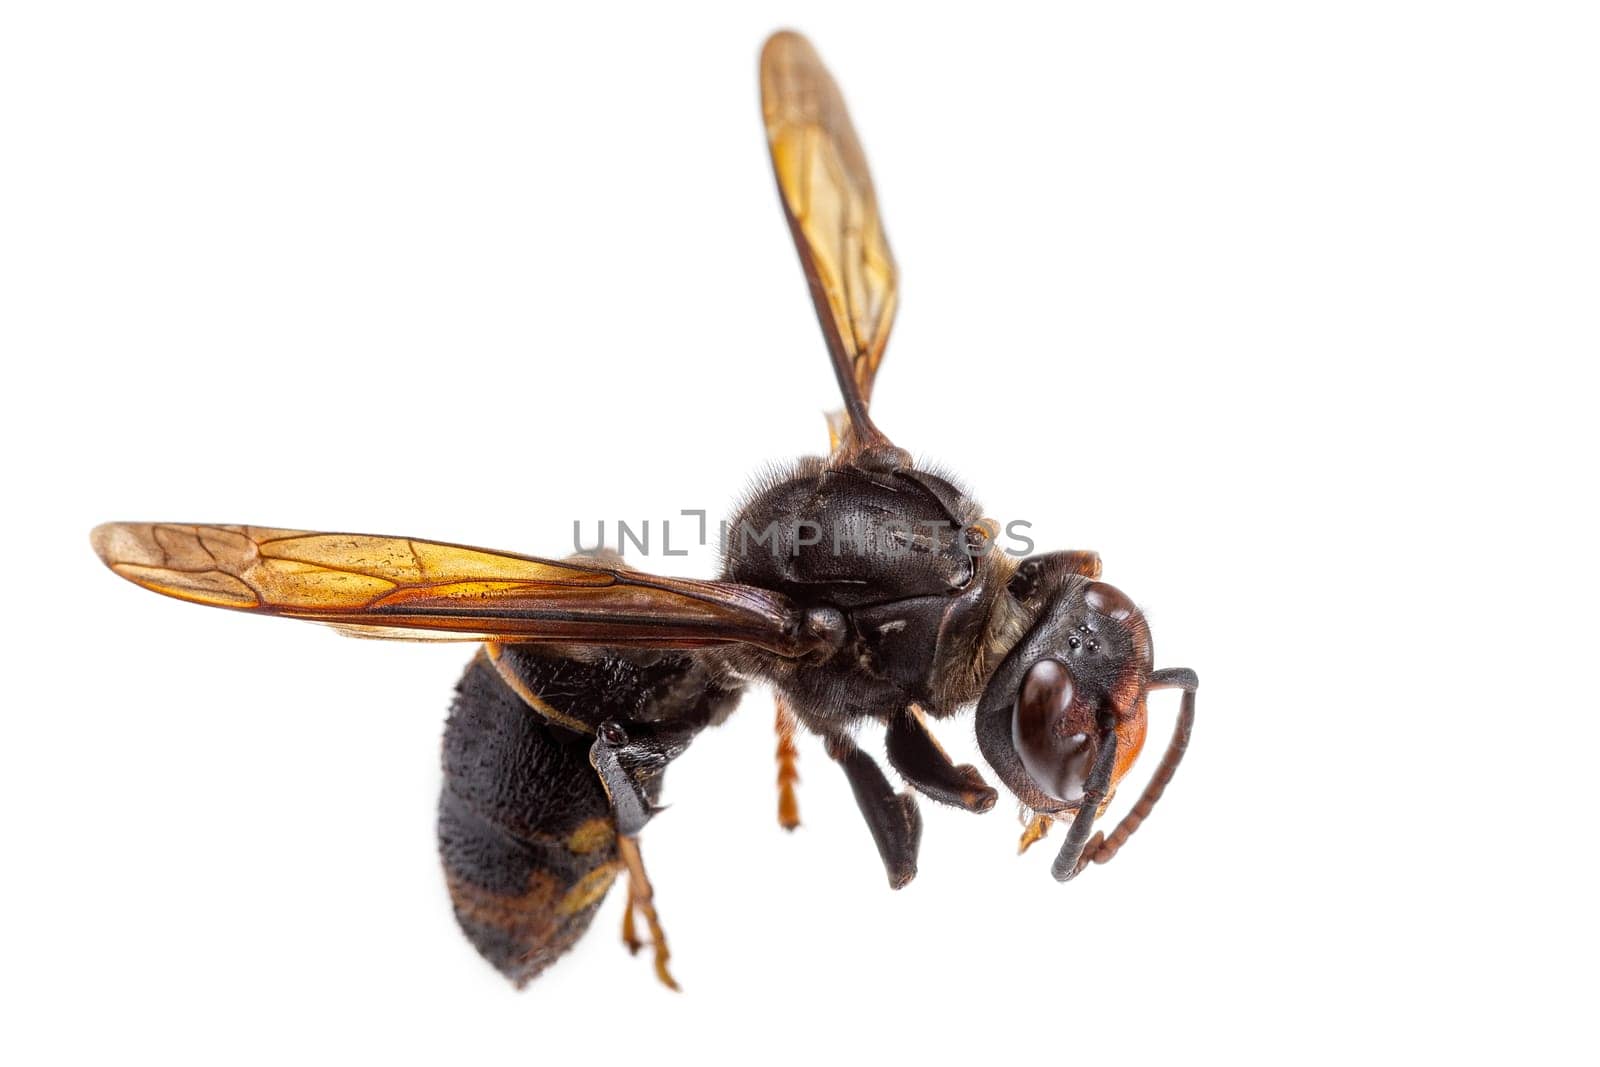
[92,30,1198,989]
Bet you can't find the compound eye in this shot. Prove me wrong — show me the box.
[1011,659,1095,803]
[1085,581,1137,621]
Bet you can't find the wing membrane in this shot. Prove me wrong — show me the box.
[92,523,816,656]
[761,31,898,444]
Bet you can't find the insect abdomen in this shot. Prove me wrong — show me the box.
[437,652,620,988]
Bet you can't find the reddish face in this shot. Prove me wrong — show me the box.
[976,575,1155,816]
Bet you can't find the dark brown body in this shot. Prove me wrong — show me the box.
[439,644,740,986]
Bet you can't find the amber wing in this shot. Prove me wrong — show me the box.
[91,523,818,656]
[761,30,899,443]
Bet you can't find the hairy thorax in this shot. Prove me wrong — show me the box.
[720,457,1018,733]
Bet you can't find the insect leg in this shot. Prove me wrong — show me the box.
[617,835,679,991]
[824,734,922,889]
[775,696,802,831]
[885,705,998,812]
[587,719,701,988]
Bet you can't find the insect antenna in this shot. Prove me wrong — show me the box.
[1061,669,1198,880]
[1051,714,1119,882]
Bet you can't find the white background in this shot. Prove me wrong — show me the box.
[3,3,1596,1064]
